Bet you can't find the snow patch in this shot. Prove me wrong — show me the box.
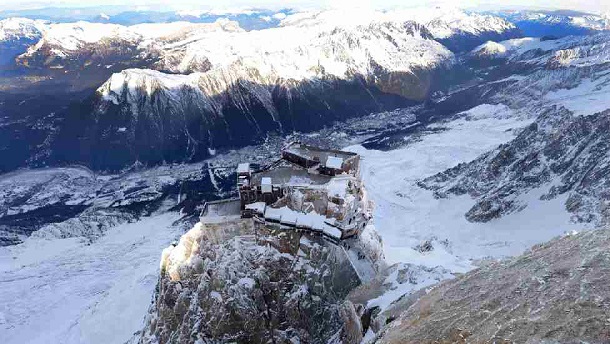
[347,105,582,271]
[0,213,182,344]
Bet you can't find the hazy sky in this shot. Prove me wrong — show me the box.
[2,0,609,14]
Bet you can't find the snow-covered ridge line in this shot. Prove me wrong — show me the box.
[98,69,202,105]
[279,7,517,38]
[96,19,454,105]
[4,15,456,76]
[471,32,610,67]
[493,10,610,31]
[0,17,47,41]
[3,7,521,72]
[0,17,242,43]
[11,17,243,65]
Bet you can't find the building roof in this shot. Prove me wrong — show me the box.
[261,177,272,185]
[283,142,356,163]
[326,156,343,170]
[237,163,250,173]
[251,166,331,187]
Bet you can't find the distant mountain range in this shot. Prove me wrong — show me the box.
[491,9,610,37]
[0,8,522,172]
[0,7,608,173]
[2,6,608,35]
[0,6,294,29]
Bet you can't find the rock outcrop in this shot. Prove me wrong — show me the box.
[138,219,362,343]
[420,107,610,225]
[373,228,610,343]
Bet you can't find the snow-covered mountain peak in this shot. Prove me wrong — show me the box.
[470,40,510,58]
[131,18,243,41]
[547,34,610,68]
[569,14,610,30]
[98,19,453,99]
[495,10,610,32]
[6,8,521,70]
[0,17,47,42]
[14,19,243,68]
[279,8,381,28]
[279,7,517,40]
[471,37,550,58]
[423,8,517,39]
[98,68,202,105]
[470,33,610,68]
[34,21,140,52]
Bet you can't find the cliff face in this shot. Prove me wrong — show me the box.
[373,228,610,344]
[138,219,362,344]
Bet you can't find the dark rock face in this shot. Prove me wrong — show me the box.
[15,37,146,70]
[420,107,610,225]
[138,220,361,344]
[513,21,595,38]
[0,38,37,66]
[436,27,523,53]
[374,228,610,344]
[47,75,418,172]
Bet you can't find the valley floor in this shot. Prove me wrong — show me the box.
[0,213,182,344]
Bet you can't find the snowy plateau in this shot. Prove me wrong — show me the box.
[1,5,610,344]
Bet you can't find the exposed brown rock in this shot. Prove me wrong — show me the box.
[374,229,610,344]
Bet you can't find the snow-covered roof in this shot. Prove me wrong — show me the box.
[245,202,266,214]
[326,156,343,170]
[237,163,250,173]
[262,206,343,239]
[261,177,272,185]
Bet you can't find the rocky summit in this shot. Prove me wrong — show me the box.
[138,219,362,344]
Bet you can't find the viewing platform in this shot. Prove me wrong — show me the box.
[201,142,371,242]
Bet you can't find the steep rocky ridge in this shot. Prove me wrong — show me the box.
[279,8,522,53]
[373,229,610,343]
[421,106,610,225]
[420,32,610,225]
[425,10,522,52]
[10,19,243,71]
